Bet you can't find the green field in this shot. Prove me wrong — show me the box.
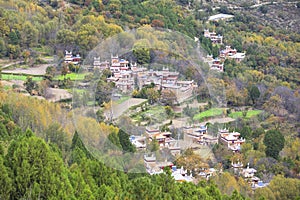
[3,85,11,90]
[229,110,262,119]
[54,73,88,81]
[42,56,53,59]
[193,108,225,121]
[131,105,167,123]
[1,74,43,81]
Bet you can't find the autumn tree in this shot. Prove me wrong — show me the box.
[45,66,56,81]
[45,123,70,155]
[263,94,284,116]
[161,89,177,106]
[61,63,69,77]
[22,22,38,48]
[175,148,208,174]
[211,172,240,196]
[56,29,76,50]
[133,39,151,65]
[265,175,300,200]
[95,80,114,105]
[24,76,38,95]
[146,88,160,104]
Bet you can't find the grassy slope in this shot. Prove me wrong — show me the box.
[193,108,225,121]
[53,73,88,81]
[229,110,262,119]
[1,74,43,81]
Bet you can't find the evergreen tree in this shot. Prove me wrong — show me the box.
[5,136,74,199]
[248,85,260,104]
[263,130,285,160]
[118,129,136,153]
[0,156,13,199]
[70,131,94,164]
[8,30,19,45]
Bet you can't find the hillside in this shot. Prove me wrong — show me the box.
[0,0,299,199]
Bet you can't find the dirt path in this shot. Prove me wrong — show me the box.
[0,61,22,69]
[105,98,147,120]
[2,64,50,75]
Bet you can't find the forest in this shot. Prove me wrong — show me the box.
[0,0,299,199]
[0,92,299,199]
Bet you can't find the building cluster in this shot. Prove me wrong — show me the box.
[184,125,208,137]
[129,135,146,149]
[133,125,220,181]
[144,154,194,182]
[130,127,181,155]
[218,129,245,152]
[64,51,81,65]
[143,154,218,181]
[232,162,269,189]
[219,45,246,62]
[203,23,246,72]
[205,46,246,72]
[92,55,196,102]
[205,55,224,71]
[183,125,217,145]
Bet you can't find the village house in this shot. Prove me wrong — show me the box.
[144,127,180,155]
[202,28,245,72]
[198,168,218,180]
[185,125,207,137]
[137,68,179,89]
[204,55,224,72]
[241,163,257,178]
[146,127,176,148]
[219,46,246,62]
[93,57,110,71]
[218,129,245,152]
[204,29,223,44]
[129,135,146,149]
[144,154,193,182]
[184,125,217,145]
[137,68,196,103]
[211,58,224,71]
[171,166,193,182]
[64,50,81,65]
[144,154,173,175]
[232,162,269,189]
[103,55,140,93]
[231,160,244,170]
[110,54,130,72]
[111,71,134,93]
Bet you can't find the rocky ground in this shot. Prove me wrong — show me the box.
[45,88,72,102]
[244,2,300,33]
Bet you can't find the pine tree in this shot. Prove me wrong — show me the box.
[118,129,136,153]
[69,131,94,165]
